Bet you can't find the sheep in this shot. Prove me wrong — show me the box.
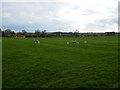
[71,40,77,43]
[71,40,79,44]
[67,40,79,44]
[34,40,40,44]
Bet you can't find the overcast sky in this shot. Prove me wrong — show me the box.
[1,0,119,32]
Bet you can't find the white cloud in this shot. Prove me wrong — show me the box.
[28,21,33,24]
[1,0,119,32]
[3,12,11,18]
[2,0,63,2]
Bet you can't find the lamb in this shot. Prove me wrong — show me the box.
[34,40,40,44]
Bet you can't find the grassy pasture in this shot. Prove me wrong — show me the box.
[2,36,118,88]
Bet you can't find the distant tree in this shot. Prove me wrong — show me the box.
[53,32,62,37]
[35,29,41,37]
[74,30,79,34]
[0,28,2,37]
[4,29,12,37]
[2,31,4,37]
[74,30,79,37]
[26,33,34,37]
[41,30,46,37]
[22,30,27,35]
[17,32,22,35]
[68,32,73,34]
[105,31,115,36]
[11,31,15,34]
[68,32,73,37]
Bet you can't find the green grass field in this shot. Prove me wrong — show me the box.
[2,36,118,88]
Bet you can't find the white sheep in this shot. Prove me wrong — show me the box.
[34,40,40,44]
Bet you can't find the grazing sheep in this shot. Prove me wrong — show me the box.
[34,40,40,44]
[67,40,79,44]
[72,40,79,44]
[72,40,77,43]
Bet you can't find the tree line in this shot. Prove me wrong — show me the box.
[1,29,81,37]
[1,29,47,37]
[0,28,118,37]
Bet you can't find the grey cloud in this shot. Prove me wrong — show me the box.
[2,2,76,32]
[2,1,118,32]
[98,18,117,24]
[84,17,117,32]
[3,18,75,32]
[2,2,66,24]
